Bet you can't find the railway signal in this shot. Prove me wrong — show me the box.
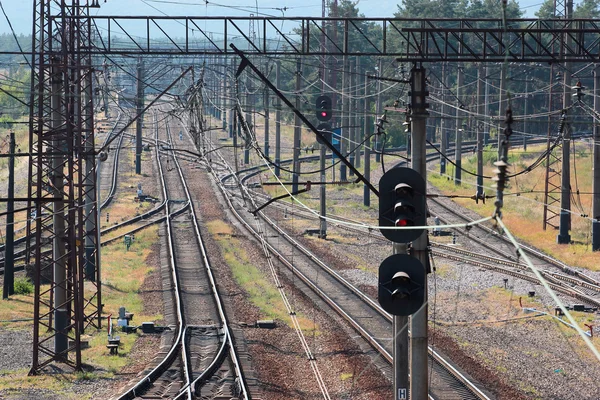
[379,167,426,243]
[378,254,425,316]
[316,122,332,145]
[315,95,332,121]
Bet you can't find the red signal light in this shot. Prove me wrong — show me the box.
[395,219,412,227]
[321,111,328,117]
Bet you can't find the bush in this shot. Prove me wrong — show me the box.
[14,277,33,295]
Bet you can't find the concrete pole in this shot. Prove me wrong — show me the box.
[557,0,573,244]
[341,52,349,181]
[349,57,355,176]
[410,66,429,400]
[454,64,464,185]
[364,70,371,207]
[355,57,362,170]
[523,78,529,151]
[135,58,144,175]
[440,62,448,174]
[244,70,251,165]
[476,64,485,199]
[264,85,270,158]
[375,59,382,163]
[497,66,506,153]
[222,58,227,132]
[3,131,15,298]
[292,59,301,193]
[229,58,235,138]
[393,241,409,399]
[593,65,600,251]
[275,60,282,176]
[484,65,490,146]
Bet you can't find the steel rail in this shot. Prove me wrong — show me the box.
[214,145,490,400]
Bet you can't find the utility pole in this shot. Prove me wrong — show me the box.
[375,58,382,163]
[557,0,573,244]
[349,57,356,175]
[363,69,371,207]
[454,64,464,185]
[275,60,282,176]
[355,56,362,170]
[593,64,600,251]
[3,130,15,298]
[229,58,235,138]
[476,64,485,199]
[440,62,448,175]
[523,76,529,151]
[222,57,227,132]
[319,4,327,239]
[102,60,109,118]
[393,241,409,399]
[51,59,68,362]
[484,64,490,145]
[135,57,144,175]
[292,59,301,193]
[341,49,349,181]
[244,68,252,165]
[409,65,429,400]
[497,66,506,152]
[264,84,270,157]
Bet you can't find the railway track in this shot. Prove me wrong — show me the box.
[117,110,250,400]
[207,137,493,400]
[234,159,600,308]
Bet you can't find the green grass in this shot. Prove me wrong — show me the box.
[206,219,318,332]
[429,142,598,270]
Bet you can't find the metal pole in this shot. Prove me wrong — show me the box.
[557,0,573,244]
[476,64,484,199]
[292,59,301,193]
[593,65,600,251]
[409,66,429,400]
[275,60,281,176]
[84,63,95,281]
[3,130,15,298]
[135,57,144,175]
[51,60,68,360]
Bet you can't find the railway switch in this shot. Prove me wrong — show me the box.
[378,254,425,316]
[379,167,426,243]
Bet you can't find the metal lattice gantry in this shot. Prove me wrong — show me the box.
[41,16,600,63]
[27,0,101,374]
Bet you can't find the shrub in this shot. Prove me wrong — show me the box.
[14,277,33,295]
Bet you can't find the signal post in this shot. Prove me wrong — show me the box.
[409,66,429,400]
[378,66,429,400]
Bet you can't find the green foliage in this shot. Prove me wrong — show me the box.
[13,277,33,295]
